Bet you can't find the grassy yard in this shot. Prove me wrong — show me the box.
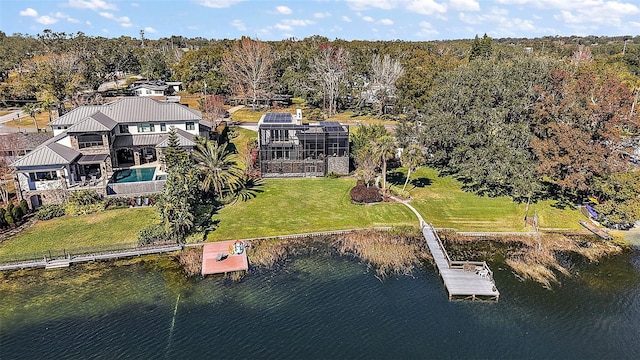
[209,177,416,240]
[0,208,157,255]
[3,112,51,130]
[210,167,586,240]
[388,167,585,231]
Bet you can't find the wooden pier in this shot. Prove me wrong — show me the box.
[0,244,183,272]
[579,220,613,240]
[423,225,500,301]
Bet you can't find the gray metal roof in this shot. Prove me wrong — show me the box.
[113,134,165,148]
[77,153,109,164]
[67,111,118,133]
[50,97,201,127]
[157,128,197,148]
[10,141,80,168]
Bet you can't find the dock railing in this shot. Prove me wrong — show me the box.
[428,223,453,267]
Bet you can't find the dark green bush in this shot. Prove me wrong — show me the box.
[65,190,105,215]
[138,224,168,246]
[19,199,29,215]
[11,205,23,222]
[36,204,66,220]
[0,208,7,228]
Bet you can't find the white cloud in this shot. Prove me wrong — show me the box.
[19,8,38,17]
[407,0,448,15]
[99,12,132,27]
[362,16,374,22]
[275,5,292,14]
[314,12,331,18]
[449,0,480,11]
[274,23,292,31]
[416,21,439,37]
[231,19,247,31]
[67,0,117,11]
[53,11,81,23]
[86,20,92,25]
[342,16,352,22]
[195,0,245,9]
[36,15,58,25]
[144,26,157,33]
[345,0,396,10]
[379,18,394,25]
[552,2,639,28]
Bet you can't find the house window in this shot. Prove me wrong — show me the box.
[186,122,195,130]
[137,123,155,133]
[270,129,289,141]
[119,125,129,133]
[78,134,103,148]
[29,171,58,181]
[160,123,167,131]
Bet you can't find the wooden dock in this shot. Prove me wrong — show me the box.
[579,220,613,240]
[0,244,183,271]
[423,225,500,301]
[201,240,249,276]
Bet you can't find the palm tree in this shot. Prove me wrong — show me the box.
[372,135,397,191]
[193,140,244,200]
[401,144,425,192]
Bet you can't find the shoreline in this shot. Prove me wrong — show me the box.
[2,227,631,290]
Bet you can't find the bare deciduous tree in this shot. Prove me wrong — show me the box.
[200,94,227,131]
[222,37,275,111]
[309,44,350,117]
[370,54,404,115]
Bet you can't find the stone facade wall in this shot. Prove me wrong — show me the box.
[327,156,349,175]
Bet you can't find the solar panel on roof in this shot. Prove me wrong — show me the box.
[263,113,292,123]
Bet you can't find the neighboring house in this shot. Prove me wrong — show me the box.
[257,111,350,177]
[11,97,209,208]
[0,133,53,164]
[130,81,181,97]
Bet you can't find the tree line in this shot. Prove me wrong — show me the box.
[1,30,639,227]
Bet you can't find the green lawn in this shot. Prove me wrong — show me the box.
[389,167,585,231]
[0,207,157,255]
[210,167,586,240]
[209,177,416,240]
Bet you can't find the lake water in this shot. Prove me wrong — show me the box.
[1,247,639,359]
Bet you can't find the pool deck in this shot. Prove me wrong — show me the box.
[201,241,249,275]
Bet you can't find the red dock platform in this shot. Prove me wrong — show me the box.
[201,240,249,275]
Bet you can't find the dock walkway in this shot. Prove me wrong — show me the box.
[391,196,499,300]
[423,225,499,300]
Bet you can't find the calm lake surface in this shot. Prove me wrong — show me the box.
[1,246,639,359]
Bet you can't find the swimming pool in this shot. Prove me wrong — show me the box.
[111,167,156,183]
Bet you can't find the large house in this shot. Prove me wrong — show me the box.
[10,97,209,208]
[257,111,350,177]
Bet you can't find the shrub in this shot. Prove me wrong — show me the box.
[36,204,66,220]
[349,184,382,204]
[325,172,341,179]
[0,208,6,228]
[105,197,135,209]
[65,190,105,215]
[19,199,29,215]
[11,205,23,222]
[306,108,325,122]
[138,223,168,246]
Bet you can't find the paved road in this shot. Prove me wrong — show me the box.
[0,110,30,134]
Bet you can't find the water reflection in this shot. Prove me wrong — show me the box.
[1,249,639,359]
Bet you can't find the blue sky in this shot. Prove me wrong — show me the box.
[2,0,639,41]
